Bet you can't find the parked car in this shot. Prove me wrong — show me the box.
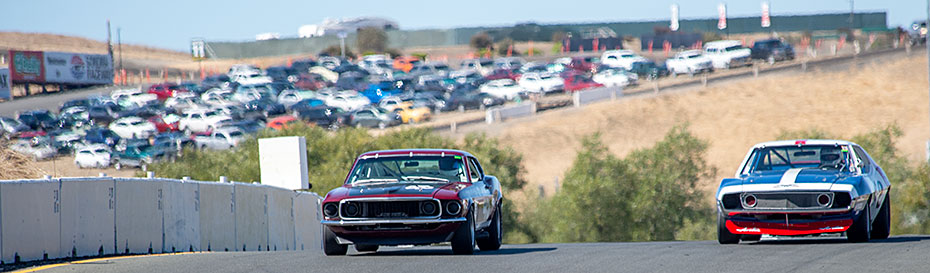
[325,93,371,112]
[485,68,522,81]
[442,91,505,112]
[218,119,266,135]
[111,88,158,108]
[295,106,347,131]
[704,40,752,69]
[665,50,714,76]
[629,60,670,79]
[294,73,329,90]
[147,83,184,100]
[320,149,504,255]
[266,116,299,130]
[716,140,891,244]
[517,72,564,94]
[17,110,59,131]
[347,107,401,129]
[109,116,158,139]
[460,58,494,76]
[194,128,246,150]
[600,50,647,70]
[112,142,166,170]
[9,137,58,160]
[494,57,526,69]
[592,69,638,87]
[563,73,604,92]
[0,116,31,138]
[393,56,422,73]
[178,109,233,133]
[479,79,525,100]
[83,127,121,147]
[751,38,795,64]
[74,144,112,169]
[556,56,599,72]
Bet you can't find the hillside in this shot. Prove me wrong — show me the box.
[489,55,930,197]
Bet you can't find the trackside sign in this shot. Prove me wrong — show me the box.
[0,68,10,100]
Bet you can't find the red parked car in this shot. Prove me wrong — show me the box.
[484,68,521,81]
[562,72,604,92]
[147,115,179,132]
[147,84,184,100]
[320,149,504,255]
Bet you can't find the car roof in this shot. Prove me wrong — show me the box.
[358,149,474,159]
[751,139,858,149]
[705,40,742,48]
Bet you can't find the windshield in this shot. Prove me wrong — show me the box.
[347,155,468,184]
[725,45,745,52]
[743,145,853,174]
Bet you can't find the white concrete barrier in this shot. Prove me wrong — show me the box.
[485,102,537,124]
[572,86,623,107]
[114,178,163,254]
[267,188,296,251]
[1,179,61,263]
[162,181,201,252]
[59,178,115,258]
[235,183,268,251]
[198,182,236,252]
[294,192,322,251]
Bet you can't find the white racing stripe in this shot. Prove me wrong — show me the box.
[778,168,803,185]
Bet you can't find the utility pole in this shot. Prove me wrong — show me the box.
[926,0,930,161]
[107,20,113,71]
[338,32,347,58]
[117,28,123,73]
[849,0,855,28]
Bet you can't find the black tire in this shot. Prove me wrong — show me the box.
[717,213,740,244]
[354,244,379,252]
[847,201,872,243]
[741,235,762,242]
[871,193,891,240]
[323,228,347,256]
[451,208,476,254]
[477,205,503,251]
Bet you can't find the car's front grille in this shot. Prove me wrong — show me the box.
[754,193,820,209]
[341,200,440,218]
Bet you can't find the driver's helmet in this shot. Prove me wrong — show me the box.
[439,158,464,179]
[819,148,845,168]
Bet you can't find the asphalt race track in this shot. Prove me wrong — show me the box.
[32,235,930,273]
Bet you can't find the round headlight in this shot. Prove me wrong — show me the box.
[817,193,832,207]
[743,194,757,208]
[445,201,462,216]
[420,201,438,216]
[344,202,360,217]
[323,203,338,218]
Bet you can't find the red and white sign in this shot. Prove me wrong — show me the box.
[670,4,680,31]
[761,2,772,28]
[8,50,45,82]
[717,3,727,30]
[43,52,113,85]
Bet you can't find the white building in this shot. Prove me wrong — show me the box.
[298,17,398,38]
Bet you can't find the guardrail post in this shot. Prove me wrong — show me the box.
[99,173,107,177]
[450,122,457,133]
[572,91,581,107]
[753,66,759,77]
[801,61,808,72]
[220,176,228,183]
[701,74,708,87]
[652,81,659,94]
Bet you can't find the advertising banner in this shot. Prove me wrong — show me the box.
[0,68,10,100]
[717,3,727,30]
[761,2,772,28]
[9,50,45,82]
[44,52,113,85]
[670,4,680,31]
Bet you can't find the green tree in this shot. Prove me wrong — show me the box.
[470,32,494,51]
[356,27,388,53]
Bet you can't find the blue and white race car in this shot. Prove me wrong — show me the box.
[716,140,892,243]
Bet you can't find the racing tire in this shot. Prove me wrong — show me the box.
[717,213,740,244]
[847,201,871,243]
[323,227,347,256]
[477,205,503,251]
[354,244,379,252]
[870,193,891,240]
[741,235,762,242]
[451,208,476,255]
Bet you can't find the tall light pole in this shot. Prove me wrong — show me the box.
[926,0,930,161]
[338,32,347,58]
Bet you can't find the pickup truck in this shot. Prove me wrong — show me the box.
[751,38,795,64]
[194,128,246,150]
[665,50,714,76]
[703,40,752,69]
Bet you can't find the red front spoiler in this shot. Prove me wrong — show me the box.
[726,219,853,236]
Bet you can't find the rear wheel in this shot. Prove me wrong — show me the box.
[322,228,347,256]
[354,244,379,252]
[451,208,476,254]
[870,193,891,240]
[717,213,740,244]
[847,201,872,243]
[477,205,503,251]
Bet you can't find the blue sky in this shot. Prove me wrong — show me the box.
[0,0,922,52]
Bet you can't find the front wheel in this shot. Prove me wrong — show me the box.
[717,213,740,244]
[451,208,476,254]
[323,228,347,256]
[870,193,891,240]
[847,201,872,243]
[477,205,503,251]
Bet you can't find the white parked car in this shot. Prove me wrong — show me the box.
[704,40,752,69]
[108,117,157,139]
[480,79,525,100]
[74,144,112,168]
[518,72,564,94]
[665,50,715,76]
[110,88,158,107]
[178,109,233,133]
[325,93,371,112]
[460,58,494,76]
[227,64,262,76]
[600,50,648,70]
[277,89,317,108]
[194,128,247,150]
[231,72,273,85]
[593,69,638,87]
[200,88,238,107]
[9,138,58,160]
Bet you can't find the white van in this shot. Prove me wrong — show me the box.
[703,40,752,69]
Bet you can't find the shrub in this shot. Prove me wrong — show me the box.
[356,27,388,53]
[319,45,355,59]
[470,32,494,51]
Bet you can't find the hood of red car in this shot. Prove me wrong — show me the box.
[325,182,468,201]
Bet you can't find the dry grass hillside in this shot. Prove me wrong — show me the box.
[0,32,192,68]
[493,55,930,197]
